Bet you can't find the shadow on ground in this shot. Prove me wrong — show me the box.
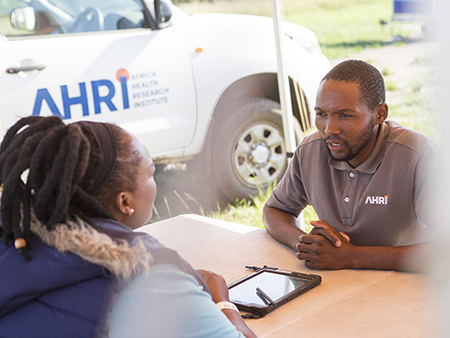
[151,162,225,222]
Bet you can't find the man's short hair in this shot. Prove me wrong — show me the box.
[322,59,385,112]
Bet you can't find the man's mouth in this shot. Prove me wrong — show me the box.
[328,142,343,151]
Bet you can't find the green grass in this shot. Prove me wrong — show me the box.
[389,69,441,145]
[207,183,317,232]
[178,0,395,58]
[382,67,392,76]
[385,80,399,91]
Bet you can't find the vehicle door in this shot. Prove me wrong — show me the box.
[0,0,197,157]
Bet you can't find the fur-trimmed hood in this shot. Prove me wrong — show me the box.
[30,215,152,280]
[0,216,154,319]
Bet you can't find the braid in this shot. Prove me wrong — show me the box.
[0,116,117,261]
[0,116,62,182]
[0,117,64,247]
[31,124,90,227]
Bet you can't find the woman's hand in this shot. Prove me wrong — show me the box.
[196,269,229,303]
[197,269,258,338]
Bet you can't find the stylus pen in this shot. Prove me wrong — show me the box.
[256,287,275,306]
[245,265,278,271]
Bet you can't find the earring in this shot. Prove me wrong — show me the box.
[130,209,135,215]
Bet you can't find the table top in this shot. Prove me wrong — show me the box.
[139,214,438,338]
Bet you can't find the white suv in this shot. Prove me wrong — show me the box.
[0,0,329,200]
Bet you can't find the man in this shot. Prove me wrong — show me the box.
[263,59,440,271]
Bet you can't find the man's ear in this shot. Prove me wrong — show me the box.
[114,191,134,217]
[375,103,388,124]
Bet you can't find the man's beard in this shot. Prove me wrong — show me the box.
[323,121,376,163]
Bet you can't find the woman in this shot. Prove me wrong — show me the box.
[0,116,256,338]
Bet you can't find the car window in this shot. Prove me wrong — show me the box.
[0,0,149,38]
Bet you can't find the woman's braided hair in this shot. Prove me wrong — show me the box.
[0,116,141,261]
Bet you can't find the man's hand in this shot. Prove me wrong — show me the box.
[196,269,229,303]
[309,220,350,247]
[296,220,353,270]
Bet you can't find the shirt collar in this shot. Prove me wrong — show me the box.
[329,121,390,174]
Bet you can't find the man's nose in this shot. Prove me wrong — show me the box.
[324,118,340,135]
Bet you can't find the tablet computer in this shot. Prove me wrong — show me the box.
[227,266,322,318]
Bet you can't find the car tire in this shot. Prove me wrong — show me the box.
[212,98,302,202]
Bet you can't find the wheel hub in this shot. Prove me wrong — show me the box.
[250,143,271,164]
[232,123,286,188]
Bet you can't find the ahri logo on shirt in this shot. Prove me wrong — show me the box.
[365,195,388,205]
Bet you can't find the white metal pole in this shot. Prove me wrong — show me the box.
[270,0,305,229]
[270,0,296,156]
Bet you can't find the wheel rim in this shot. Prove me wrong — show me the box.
[232,123,286,188]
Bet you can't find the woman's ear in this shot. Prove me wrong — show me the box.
[375,103,388,124]
[114,191,134,217]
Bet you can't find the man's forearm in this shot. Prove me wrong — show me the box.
[345,245,410,270]
[262,205,305,249]
[348,243,433,271]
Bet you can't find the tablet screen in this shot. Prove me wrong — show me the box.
[229,271,308,306]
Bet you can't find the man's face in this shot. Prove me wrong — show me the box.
[314,80,380,168]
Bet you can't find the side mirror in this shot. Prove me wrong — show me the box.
[11,7,36,31]
[155,0,172,27]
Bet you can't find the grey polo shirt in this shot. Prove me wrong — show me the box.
[266,120,440,246]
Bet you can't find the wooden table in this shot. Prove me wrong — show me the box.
[140,215,438,338]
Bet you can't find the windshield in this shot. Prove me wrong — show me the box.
[0,0,150,37]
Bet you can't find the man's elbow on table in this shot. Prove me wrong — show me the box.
[262,204,305,250]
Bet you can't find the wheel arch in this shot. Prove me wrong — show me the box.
[197,73,310,178]
[211,72,311,132]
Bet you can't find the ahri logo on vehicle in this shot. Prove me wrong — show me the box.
[31,68,169,119]
[365,195,388,205]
